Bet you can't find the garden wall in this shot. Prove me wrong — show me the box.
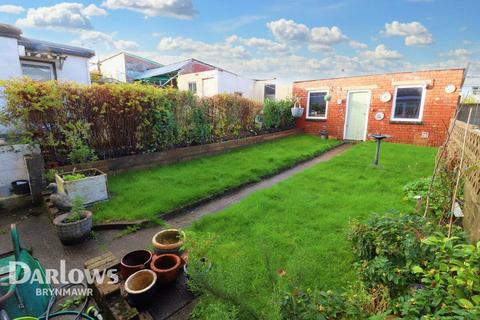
[446,120,480,241]
[56,129,302,174]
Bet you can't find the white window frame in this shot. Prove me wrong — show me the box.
[391,85,426,122]
[20,60,55,80]
[306,90,329,120]
[188,81,197,94]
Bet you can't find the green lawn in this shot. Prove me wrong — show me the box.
[188,142,437,318]
[93,135,340,222]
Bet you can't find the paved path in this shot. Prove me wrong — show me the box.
[0,143,352,271]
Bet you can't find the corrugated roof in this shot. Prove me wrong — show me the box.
[135,59,190,79]
[18,37,95,58]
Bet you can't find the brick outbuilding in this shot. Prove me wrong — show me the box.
[293,68,465,146]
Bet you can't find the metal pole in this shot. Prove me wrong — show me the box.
[374,139,381,165]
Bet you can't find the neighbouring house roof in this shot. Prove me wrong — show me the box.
[135,59,192,80]
[100,52,163,66]
[18,37,95,58]
[0,23,95,58]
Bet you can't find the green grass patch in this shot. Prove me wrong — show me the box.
[93,135,340,222]
[188,142,437,317]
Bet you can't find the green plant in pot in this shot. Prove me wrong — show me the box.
[53,196,93,245]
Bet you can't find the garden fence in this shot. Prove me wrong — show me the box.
[446,119,480,241]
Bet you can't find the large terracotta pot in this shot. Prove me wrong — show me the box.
[151,229,185,255]
[124,269,157,307]
[150,254,182,284]
[120,249,152,280]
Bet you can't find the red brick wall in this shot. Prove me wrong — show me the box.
[293,69,464,146]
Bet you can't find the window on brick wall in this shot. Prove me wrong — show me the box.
[391,85,426,122]
[307,91,328,119]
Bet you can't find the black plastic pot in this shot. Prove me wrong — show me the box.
[11,180,30,195]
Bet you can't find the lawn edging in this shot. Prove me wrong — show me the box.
[158,141,345,221]
[55,129,302,175]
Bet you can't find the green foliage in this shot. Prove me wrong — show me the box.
[409,236,480,316]
[61,120,98,164]
[403,170,454,217]
[64,196,85,223]
[62,173,86,181]
[45,169,58,183]
[0,79,266,165]
[349,213,436,267]
[263,99,295,129]
[281,288,346,320]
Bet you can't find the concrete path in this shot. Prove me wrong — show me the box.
[0,143,352,272]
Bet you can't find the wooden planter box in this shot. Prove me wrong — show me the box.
[55,169,109,205]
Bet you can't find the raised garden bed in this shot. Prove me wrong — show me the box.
[55,169,108,205]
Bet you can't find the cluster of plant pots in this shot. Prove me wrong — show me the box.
[121,229,186,307]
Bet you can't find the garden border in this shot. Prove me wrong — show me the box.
[55,129,302,175]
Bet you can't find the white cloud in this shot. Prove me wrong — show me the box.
[227,35,290,53]
[362,44,402,60]
[349,40,368,49]
[83,4,108,17]
[310,26,347,45]
[307,43,335,53]
[102,0,195,19]
[74,30,139,51]
[440,48,472,58]
[267,18,350,53]
[16,2,107,31]
[267,19,310,42]
[382,21,433,46]
[158,36,251,59]
[0,5,24,14]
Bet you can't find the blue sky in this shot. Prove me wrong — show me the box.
[0,0,478,81]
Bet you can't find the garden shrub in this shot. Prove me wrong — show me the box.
[0,79,271,165]
[263,99,295,129]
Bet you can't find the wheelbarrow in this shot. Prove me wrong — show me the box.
[0,224,52,319]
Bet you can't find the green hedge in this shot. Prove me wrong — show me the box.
[0,79,295,164]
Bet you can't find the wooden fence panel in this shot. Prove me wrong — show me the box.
[446,121,480,240]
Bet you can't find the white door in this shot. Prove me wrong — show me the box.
[344,91,370,140]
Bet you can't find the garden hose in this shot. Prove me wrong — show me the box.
[42,282,90,320]
[38,311,94,320]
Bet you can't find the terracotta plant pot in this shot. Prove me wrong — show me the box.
[124,269,157,307]
[120,249,152,280]
[150,254,182,284]
[152,229,185,255]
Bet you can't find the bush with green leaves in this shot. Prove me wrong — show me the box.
[280,288,346,320]
[0,79,266,165]
[263,99,295,130]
